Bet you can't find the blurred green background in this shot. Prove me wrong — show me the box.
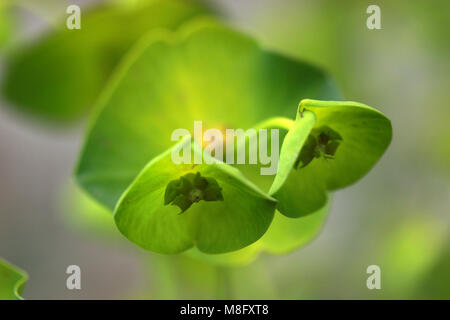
[0,0,448,299]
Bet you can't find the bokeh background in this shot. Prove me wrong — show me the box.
[0,0,449,299]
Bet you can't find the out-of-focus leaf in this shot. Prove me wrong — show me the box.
[0,1,13,50]
[76,21,340,210]
[259,203,329,254]
[0,258,28,300]
[2,0,209,122]
[185,244,261,267]
[271,99,392,217]
[114,137,276,254]
[185,203,329,266]
[416,244,450,299]
[377,219,446,298]
[61,182,119,239]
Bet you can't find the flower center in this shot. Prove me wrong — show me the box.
[164,172,224,214]
[189,188,204,203]
[295,126,343,169]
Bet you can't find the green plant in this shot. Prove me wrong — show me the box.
[75,21,392,260]
[0,258,28,300]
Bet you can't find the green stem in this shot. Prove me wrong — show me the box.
[144,254,179,299]
[216,266,232,299]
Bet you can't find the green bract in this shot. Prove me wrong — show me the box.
[270,99,392,217]
[2,0,208,122]
[0,258,28,300]
[114,137,276,254]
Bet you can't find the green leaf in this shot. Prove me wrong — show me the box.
[113,137,276,254]
[270,99,392,217]
[0,2,12,50]
[61,182,119,239]
[259,203,329,254]
[0,258,28,300]
[2,0,208,122]
[76,22,341,210]
[185,203,330,266]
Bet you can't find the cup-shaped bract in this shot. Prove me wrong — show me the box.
[113,137,276,254]
[270,99,392,217]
